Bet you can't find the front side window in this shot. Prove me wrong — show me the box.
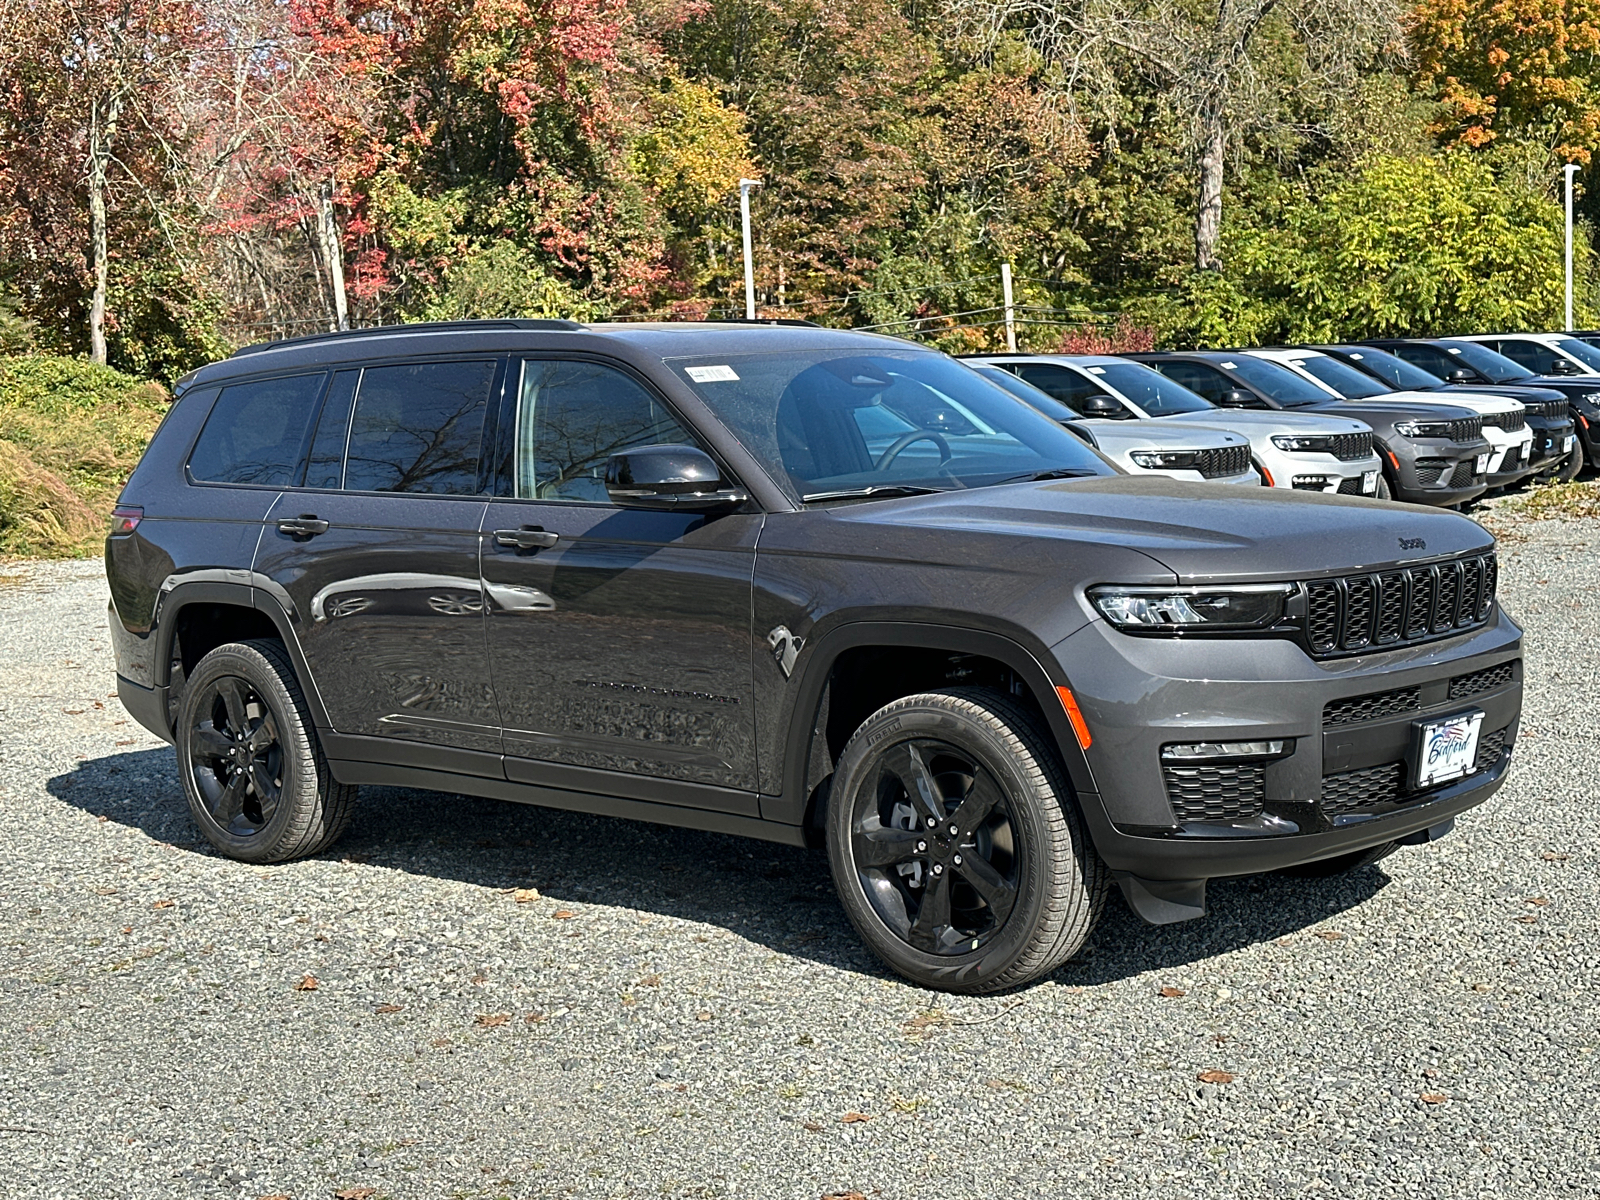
[1091,362,1213,416]
[669,349,1112,502]
[1224,357,1329,406]
[1339,348,1444,390]
[1289,355,1391,399]
[343,360,495,494]
[1012,363,1115,414]
[1554,337,1600,371]
[1436,339,1534,382]
[515,360,699,502]
[189,373,326,486]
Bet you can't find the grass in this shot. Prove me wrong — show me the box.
[0,354,168,558]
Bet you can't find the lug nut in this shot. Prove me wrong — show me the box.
[931,863,944,876]
[952,854,963,866]
[916,841,927,853]
[948,824,959,836]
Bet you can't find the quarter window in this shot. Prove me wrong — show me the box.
[343,361,496,494]
[189,373,325,486]
[515,360,699,502]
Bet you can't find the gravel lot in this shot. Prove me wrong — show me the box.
[1,511,1597,1200]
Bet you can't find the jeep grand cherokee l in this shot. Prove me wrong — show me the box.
[107,320,1523,993]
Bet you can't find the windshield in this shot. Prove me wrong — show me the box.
[1289,354,1393,399]
[1335,347,1445,390]
[1090,361,1214,416]
[669,349,1114,502]
[1555,337,1600,371]
[973,365,1078,423]
[1227,356,1330,406]
[1436,339,1534,382]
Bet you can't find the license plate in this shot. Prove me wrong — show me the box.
[1566,435,1577,452]
[1414,711,1485,790]
[1475,452,1491,474]
[1361,470,1378,494]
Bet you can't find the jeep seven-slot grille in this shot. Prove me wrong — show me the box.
[1162,762,1266,823]
[1529,398,1568,420]
[1483,411,1526,432]
[1195,444,1251,479]
[1303,552,1497,657]
[1447,417,1483,442]
[1329,432,1375,461]
[1317,724,1510,815]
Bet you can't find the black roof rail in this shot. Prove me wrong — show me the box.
[696,317,822,328]
[228,318,585,359]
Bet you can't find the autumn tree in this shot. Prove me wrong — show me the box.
[947,0,1405,271]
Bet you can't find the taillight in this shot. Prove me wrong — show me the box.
[109,504,143,535]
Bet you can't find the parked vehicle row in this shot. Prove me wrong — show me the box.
[106,318,1524,995]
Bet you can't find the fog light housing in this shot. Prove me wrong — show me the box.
[1161,740,1290,761]
[1290,475,1330,490]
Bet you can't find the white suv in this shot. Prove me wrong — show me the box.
[966,354,1382,495]
[1246,348,1535,486]
[1457,332,1600,379]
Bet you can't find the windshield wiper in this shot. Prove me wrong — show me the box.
[801,484,948,503]
[997,468,1101,484]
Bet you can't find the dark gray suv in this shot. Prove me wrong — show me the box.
[106,321,1523,992]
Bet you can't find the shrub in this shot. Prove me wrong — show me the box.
[0,354,168,558]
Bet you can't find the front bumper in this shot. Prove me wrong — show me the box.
[1262,450,1382,495]
[1390,436,1489,505]
[1484,427,1537,485]
[1524,417,1576,472]
[1053,608,1521,890]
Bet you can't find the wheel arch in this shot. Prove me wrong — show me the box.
[770,621,1097,832]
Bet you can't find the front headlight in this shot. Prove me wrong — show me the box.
[1394,420,1454,438]
[1089,584,1293,631]
[1270,434,1335,452]
[1129,450,1201,470]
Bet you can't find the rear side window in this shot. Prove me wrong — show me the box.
[344,361,496,494]
[1492,340,1560,373]
[1013,364,1111,413]
[515,360,698,502]
[188,374,325,486]
[1155,360,1230,403]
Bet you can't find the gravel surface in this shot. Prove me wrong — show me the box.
[1,516,1596,1200]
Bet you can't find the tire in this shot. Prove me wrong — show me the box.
[175,639,358,863]
[1278,841,1398,878]
[1373,472,1394,501]
[1556,444,1583,483]
[825,687,1108,993]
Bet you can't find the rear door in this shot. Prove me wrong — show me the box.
[254,358,504,773]
[479,356,761,808]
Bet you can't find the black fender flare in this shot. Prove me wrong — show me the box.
[766,619,1100,827]
[149,576,333,732]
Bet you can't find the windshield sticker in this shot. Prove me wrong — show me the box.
[1219,361,1237,368]
[686,364,740,382]
[1447,348,1461,354]
[1087,366,1106,374]
[1349,352,1364,359]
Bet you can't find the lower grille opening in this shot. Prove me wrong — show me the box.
[1162,762,1267,823]
[1319,724,1510,816]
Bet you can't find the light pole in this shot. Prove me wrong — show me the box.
[1565,163,1580,331]
[738,179,762,320]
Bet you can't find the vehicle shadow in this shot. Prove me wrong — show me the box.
[49,747,1389,990]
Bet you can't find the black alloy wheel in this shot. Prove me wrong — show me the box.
[826,688,1107,993]
[188,675,284,837]
[848,738,1020,956]
[176,639,358,863]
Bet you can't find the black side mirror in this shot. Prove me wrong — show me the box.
[1081,392,1126,417]
[605,445,748,511]
[1447,367,1477,383]
[1218,389,1257,407]
[1060,420,1100,447]
[1550,358,1582,375]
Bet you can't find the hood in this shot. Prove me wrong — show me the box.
[1150,409,1370,436]
[1361,389,1521,416]
[1315,397,1482,431]
[1077,420,1247,453]
[842,475,1492,585]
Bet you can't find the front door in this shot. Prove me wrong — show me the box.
[253,359,503,768]
[479,357,760,809]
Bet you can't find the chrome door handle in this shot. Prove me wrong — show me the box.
[494,527,559,551]
[277,516,330,539]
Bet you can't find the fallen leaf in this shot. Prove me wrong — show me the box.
[552,910,576,920]
[1472,983,1492,993]
[93,886,117,896]
[1274,936,1294,946]
[620,994,637,1006]
[674,1083,687,1093]
[904,1009,951,1034]
[695,1011,713,1022]
[335,1189,377,1200]
[430,1038,450,1048]
[822,1193,869,1200]
[120,926,132,935]
[293,974,319,992]
[152,899,175,910]
[115,739,134,746]
[1420,1092,1449,1104]
[1515,915,1539,924]
[524,1012,545,1024]
[374,1004,403,1014]
[476,1013,511,1027]
[802,1121,823,1133]
[1524,897,1550,907]
[93,701,104,709]
[1158,986,1186,998]
[840,1111,873,1124]
[639,974,662,988]
[1541,852,1570,862]
[1196,1070,1234,1084]
[1313,930,1345,941]
[511,888,540,904]
[257,1194,290,1200]
[96,815,108,822]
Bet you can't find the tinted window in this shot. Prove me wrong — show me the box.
[1092,362,1213,416]
[343,361,495,494]
[1383,342,1461,377]
[516,360,697,502]
[1554,337,1600,370]
[189,373,325,486]
[1489,339,1561,374]
[1335,348,1444,390]
[1152,360,1230,403]
[670,349,1112,501]
[973,366,1077,422]
[301,369,359,489]
[1226,356,1329,406]
[1013,363,1117,415]
[1288,354,1391,398]
[1434,340,1534,382]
